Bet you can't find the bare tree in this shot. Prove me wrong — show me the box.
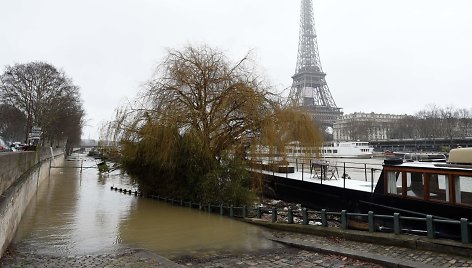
[0,104,26,141]
[0,62,84,147]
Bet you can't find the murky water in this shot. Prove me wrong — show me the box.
[11,154,275,258]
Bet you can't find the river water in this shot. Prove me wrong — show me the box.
[10,154,275,259]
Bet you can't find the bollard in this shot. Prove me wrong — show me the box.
[257,206,262,218]
[302,208,308,225]
[230,205,234,217]
[287,208,293,224]
[321,209,327,227]
[341,210,347,229]
[243,205,247,218]
[426,215,435,239]
[220,204,224,215]
[368,211,375,232]
[272,208,277,222]
[461,218,470,244]
[393,213,401,235]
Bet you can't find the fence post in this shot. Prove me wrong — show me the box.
[343,163,346,188]
[371,168,375,192]
[394,213,401,235]
[302,208,308,225]
[257,206,261,218]
[272,207,277,223]
[341,210,348,229]
[368,211,374,232]
[426,215,435,239]
[230,205,234,217]
[302,163,304,181]
[461,218,470,244]
[321,209,327,227]
[243,205,247,218]
[220,204,223,215]
[288,208,293,224]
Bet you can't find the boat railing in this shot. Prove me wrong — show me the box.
[248,157,383,192]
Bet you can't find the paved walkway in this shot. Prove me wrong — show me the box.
[2,229,472,267]
[269,231,472,267]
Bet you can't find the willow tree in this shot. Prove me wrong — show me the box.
[109,45,323,204]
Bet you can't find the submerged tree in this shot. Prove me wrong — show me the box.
[108,45,323,204]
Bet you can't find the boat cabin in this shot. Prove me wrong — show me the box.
[382,148,472,208]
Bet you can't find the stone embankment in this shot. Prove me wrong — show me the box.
[0,148,63,258]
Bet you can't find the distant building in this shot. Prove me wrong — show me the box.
[333,112,405,141]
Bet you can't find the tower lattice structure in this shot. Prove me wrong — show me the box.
[289,0,342,127]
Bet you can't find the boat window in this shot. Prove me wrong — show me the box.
[406,172,424,198]
[387,171,402,195]
[429,174,448,202]
[456,176,472,206]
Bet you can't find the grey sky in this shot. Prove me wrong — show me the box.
[1,0,471,139]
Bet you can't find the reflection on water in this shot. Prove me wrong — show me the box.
[12,154,275,258]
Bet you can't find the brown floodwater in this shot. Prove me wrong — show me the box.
[11,154,276,258]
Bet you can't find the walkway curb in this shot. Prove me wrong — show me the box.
[242,219,472,258]
[270,237,430,268]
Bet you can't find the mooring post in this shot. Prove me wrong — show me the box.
[80,159,84,174]
[321,209,327,227]
[461,218,470,244]
[393,213,401,235]
[287,208,293,224]
[230,205,234,217]
[343,162,346,188]
[220,204,223,215]
[271,207,277,222]
[368,211,374,232]
[208,203,211,213]
[296,158,298,172]
[341,210,347,229]
[364,164,367,181]
[242,205,247,218]
[257,206,261,218]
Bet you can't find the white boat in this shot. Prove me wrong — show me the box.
[286,141,374,159]
[322,141,374,158]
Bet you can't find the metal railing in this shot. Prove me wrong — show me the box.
[110,187,471,244]
[249,158,383,192]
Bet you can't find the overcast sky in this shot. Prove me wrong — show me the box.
[2,0,471,139]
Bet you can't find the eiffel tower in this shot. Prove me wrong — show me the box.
[289,0,343,128]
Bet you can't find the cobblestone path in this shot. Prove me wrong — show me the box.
[174,247,382,267]
[270,231,472,267]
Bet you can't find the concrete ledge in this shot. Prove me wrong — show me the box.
[242,218,472,258]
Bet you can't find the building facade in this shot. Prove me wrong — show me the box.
[333,112,405,141]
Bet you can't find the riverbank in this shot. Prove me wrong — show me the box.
[3,227,472,267]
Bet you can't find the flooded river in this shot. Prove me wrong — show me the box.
[10,154,275,259]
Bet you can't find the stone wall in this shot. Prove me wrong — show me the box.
[0,148,63,258]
